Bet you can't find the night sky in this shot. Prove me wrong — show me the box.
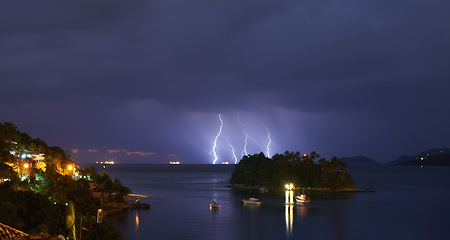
[2,1,449,164]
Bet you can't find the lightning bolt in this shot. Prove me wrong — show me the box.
[242,133,249,157]
[211,114,223,164]
[238,115,249,157]
[223,135,238,164]
[262,123,272,158]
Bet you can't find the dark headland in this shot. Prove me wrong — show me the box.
[388,148,450,166]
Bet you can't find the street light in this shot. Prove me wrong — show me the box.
[97,209,103,224]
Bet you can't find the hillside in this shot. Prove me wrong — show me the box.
[396,153,450,166]
[1,122,130,239]
[388,148,450,165]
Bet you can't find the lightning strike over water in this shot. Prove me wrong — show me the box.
[209,113,274,163]
[223,136,238,164]
[263,123,272,158]
[242,134,249,157]
[211,114,223,164]
[238,115,249,157]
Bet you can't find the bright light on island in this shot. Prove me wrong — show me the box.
[285,183,294,191]
[170,161,180,165]
[221,162,229,164]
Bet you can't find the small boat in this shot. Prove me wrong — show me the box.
[210,201,220,209]
[295,192,310,204]
[242,198,261,205]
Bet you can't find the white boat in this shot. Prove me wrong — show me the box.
[242,198,261,205]
[210,201,220,209]
[295,193,310,204]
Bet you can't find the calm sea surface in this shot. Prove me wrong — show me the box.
[89,164,450,240]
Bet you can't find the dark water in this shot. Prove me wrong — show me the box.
[93,164,450,240]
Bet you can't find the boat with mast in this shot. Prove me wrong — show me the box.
[209,181,220,209]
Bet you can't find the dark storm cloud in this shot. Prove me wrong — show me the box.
[0,1,135,34]
[1,0,449,162]
[2,1,448,109]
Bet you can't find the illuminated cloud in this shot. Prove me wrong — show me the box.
[72,149,79,154]
[108,149,128,154]
[106,149,157,157]
[125,151,157,157]
[88,149,99,153]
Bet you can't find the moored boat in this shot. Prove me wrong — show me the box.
[295,193,310,204]
[242,197,261,205]
[210,201,220,209]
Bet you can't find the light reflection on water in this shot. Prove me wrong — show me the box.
[297,204,308,218]
[134,211,139,233]
[284,190,294,238]
[284,204,293,237]
[100,164,450,240]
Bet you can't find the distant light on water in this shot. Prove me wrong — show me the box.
[96,161,115,165]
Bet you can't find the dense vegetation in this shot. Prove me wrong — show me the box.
[229,151,355,190]
[0,122,129,239]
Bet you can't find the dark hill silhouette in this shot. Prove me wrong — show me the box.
[397,153,450,166]
[388,148,450,165]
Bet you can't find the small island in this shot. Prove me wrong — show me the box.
[230,151,370,192]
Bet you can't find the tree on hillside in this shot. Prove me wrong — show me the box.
[45,146,74,175]
[0,122,19,163]
[0,186,66,236]
[0,122,48,163]
[0,163,20,186]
